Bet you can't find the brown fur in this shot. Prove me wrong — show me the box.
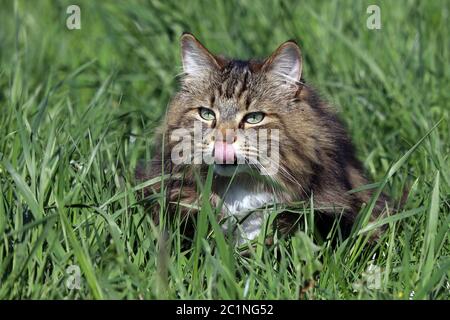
[136,33,389,240]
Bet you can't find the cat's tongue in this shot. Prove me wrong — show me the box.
[214,141,235,164]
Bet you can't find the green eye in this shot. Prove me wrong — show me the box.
[244,112,265,124]
[199,107,216,121]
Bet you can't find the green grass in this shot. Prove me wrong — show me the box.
[0,0,448,299]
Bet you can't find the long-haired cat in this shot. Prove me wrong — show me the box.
[136,33,389,244]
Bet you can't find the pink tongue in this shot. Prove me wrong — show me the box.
[214,141,235,164]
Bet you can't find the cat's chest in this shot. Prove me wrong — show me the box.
[215,182,275,243]
[220,185,273,216]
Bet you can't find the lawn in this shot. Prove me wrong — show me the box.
[0,0,448,299]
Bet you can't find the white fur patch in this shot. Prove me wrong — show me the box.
[219,183,274,245]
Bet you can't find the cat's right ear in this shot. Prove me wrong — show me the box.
[180,33,221,77]
[262,40,302,82]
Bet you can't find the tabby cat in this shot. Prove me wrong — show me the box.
[136,33,388,244]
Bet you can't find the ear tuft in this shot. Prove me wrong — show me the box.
[263,41,302,82]
[180,33,220,76]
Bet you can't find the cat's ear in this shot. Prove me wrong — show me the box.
[262,41,302,82]
[180,33,221,76]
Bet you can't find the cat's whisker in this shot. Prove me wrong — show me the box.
[240,151,280,182]
[242,158,280,199]
[242,148,307,196]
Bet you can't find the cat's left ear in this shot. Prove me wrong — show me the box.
[262,41,302,82]
[180,32,222,77]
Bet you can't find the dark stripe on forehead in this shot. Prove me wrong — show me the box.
[224,78,234,98]
[217,80,223,96]
[220,60,250,99]
[245,94,251,110]
[236,69,249,100]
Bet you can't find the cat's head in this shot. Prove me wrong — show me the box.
[166,33,317,183]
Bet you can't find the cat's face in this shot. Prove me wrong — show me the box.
[166,33,309,180]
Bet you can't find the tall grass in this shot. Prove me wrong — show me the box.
[0,0,448,299]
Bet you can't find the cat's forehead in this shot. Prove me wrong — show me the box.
[218,60,253,95]
[215,99,240,120]
[211,60,263,116]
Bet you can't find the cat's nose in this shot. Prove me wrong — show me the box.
[217,128,237,143]
[214,140,236,164]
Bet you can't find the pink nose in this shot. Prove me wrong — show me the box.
[214,141,235,164]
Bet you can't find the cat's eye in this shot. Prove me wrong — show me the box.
[244,112,265,124]
[199,107,216,121]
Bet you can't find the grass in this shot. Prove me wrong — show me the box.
[0,0,448,299]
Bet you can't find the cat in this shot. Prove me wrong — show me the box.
[136,32,389,244]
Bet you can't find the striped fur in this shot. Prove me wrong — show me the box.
[136,33,389,242]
